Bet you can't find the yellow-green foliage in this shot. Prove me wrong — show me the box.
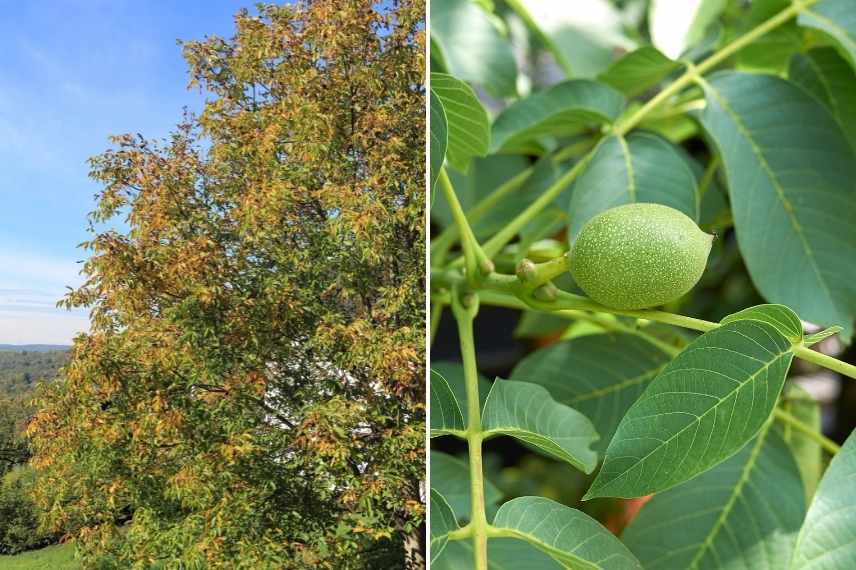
[27,1,425,568]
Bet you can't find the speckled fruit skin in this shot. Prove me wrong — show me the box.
[570,203,713,310]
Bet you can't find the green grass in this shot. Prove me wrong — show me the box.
[0,544,77,569]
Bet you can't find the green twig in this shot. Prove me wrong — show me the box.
[438,168,492,283]
[430,301,444,346]
[432,268,856,381]
[479,152,595,259]
[451,290,488,570]
[613,0,819,136]
[431,168,533,264]
[774,407,841,455]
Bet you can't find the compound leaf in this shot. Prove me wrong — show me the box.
[720,304,804,343]
[778,384,823,501]
[430,89,448,192]
[430,369,466,437]
[798,0,856,71]
[431,0,517,97]
[430,489,459,563]
[431,451,503,522]
[789,47,856,151]
[598,46,680,98]
[430,361,492,425]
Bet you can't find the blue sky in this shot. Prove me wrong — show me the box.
[0,0,251,344]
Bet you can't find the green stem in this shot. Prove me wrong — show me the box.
[477,289,682,356]
[431,168,533,263]
[774,407,841,455]
[430,301,444,346]
[480,152,595,259]
[613,0,818,136]
[432,268,856,380]
[697,155,720,202]
[793,346,856,380]
[451,291,488,570]
[518,254,572,289]
[438,168,492,283]
[505,0,574,77]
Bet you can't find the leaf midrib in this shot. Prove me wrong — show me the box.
[616,135,637,202]
[569,366,664,404]
[686,423,772,569]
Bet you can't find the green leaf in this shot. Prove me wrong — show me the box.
[735,0,801,74]
[736,24,801,73]
[430,451,504,522]
[492,497,643,570]
[490,80,625,153]
[430,35,449,73]
[431,155,531,230]
[567,132,698,240]
[598,46,680,98]
[430,73,490,173]
[586,320,794,499]
[696,72,856,339]
[649,0,727,59]
[467,156,559,241]
[434,155,562,242]
[720,304,804,343]
[791,429,856,569]
[430,489,458,563]
[433,538,562,570]
[482,379,599,474]
[798,0,856,71]
[804,325,843,346]
[430,89,448,193]
[790,48,856,151]
[430,361,492,425]
[513,311,571,339]
[778,384,823,502]
[510,333,672,453]
[431,0,517,98]
[622,426,806,569]
[430,369,465,437]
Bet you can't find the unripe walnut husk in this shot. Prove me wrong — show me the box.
[569,203,713,310]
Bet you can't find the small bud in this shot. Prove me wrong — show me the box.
[515,259,537,283]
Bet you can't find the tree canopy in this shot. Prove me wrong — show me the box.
[28,1,425,567]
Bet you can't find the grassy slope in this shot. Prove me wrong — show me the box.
[0,544,77,569]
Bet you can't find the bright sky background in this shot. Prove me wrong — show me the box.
[0,0,250,344]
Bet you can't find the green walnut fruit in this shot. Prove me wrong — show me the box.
[569,203,713,310]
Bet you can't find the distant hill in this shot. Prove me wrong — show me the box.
[0,349,69,397]
[0,345,71,352]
